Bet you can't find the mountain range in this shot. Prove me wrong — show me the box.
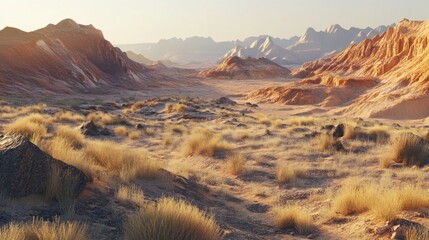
[0,19,166,94]
[248,19,429,119]
[117,24,390,67]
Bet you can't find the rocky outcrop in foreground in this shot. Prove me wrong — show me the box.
[0,134,87,198]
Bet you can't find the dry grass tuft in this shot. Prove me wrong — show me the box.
[53,125,85,148]
[313,134,336,151]
[124,197,221,240]
[226,154,245,175]
[3,114,51,144]
[276,164,307,184]
[55,111,85,122]
[45,166,80,214]
[88,111,128,126]
[273,205,316,234]
[114,126,129,137]
[128,131,142,140]
[181,128,233,157]
[332,181,429,220]
[85,140,159,181]
[164,103,187,113]
[0,217,87,240]
[384,133,429,167]
[287,117,316,126]
[117,184,145,205]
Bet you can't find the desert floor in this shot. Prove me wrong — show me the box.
[1,78,428,240]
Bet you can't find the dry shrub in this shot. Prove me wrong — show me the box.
[313,134,336,151]
[0,104,46,119]
[117,184,145,205]
[84,140,159,181]
[128,131,142,140]
[0,217,87,240]
[181,128,233,157]
[343,123,390,144]
[88,111,128,126]
[42,136,93,179]
[114,126,129,137]
[333,181,429,220]
[45,166,80,214]
[3,114,50,144]
[162,133,173,146]
[273,205,316,234]
[226,154,245,175]
[55,111,85,122]
[384,133,429,167]
[164,103,187,113]
[144,128,156,137]
[287,117,316,126]
[53,125,85,148]
[124,197,221,240]
[276,164,307,184]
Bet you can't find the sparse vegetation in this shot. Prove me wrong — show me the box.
[114,126,129,137]
[124,197,221,240]
[276,164,307,184]
[53,125,85,148]
[128,130,142,140]
[117,184,145,205]
[182,128,233,157]
[0,217,87,240]
[226,154,245,175]
[3,114,50,144]
[273,205,316,234]
[164,103,187,113]
[384,133,429,167]
[55,111,85,122]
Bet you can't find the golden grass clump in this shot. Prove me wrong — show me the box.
[276,164,307,184]
[114,126,129,137]
[164,103,187,113]
[0,217,87,240]
[383,133,429,167]
[332,181,429,220]
[226,154,245,175]
[87,111,128,126]
[181,128,233,157]
[84,140,159,181]
[117,184,145,205]
[3,114,51,144]
[273,205,316,234]
[55,111,85,122]
[42,136,93,179]
[124,197,221,240]
[53,125,85,148]
[313,134,336,151]
[286,116,316,126]
[128,131,142,140]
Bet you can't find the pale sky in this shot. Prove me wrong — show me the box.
[1,0,428,44]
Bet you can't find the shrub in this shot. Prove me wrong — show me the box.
[226,154,245,175]
[55,111,85,122]
[181,128,232,157]
[84,140,159,181]
[114,126,129,137]
[313,134,336,151]
[124,197,221,240]
[388,133,429,167]
[276,164,307,184]
[128,131,142,140]
[117,184,145,205]
[164,103,187,113]
[0,217,87,240]
[53,125,85,148]
[3,114,50,144]
[406,226,429,240]
[273,205,316,234]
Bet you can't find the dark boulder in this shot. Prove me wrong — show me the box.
[0,134,88,198]
[332,124,345,139]
[79,120,110,136]
[213,97,237,106]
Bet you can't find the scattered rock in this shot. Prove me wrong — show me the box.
[135,123,146,130]
[333,141,345,152]
[213,97,236,105]
[332,124,345,139]
[79,120,110,136]
[321,125,335,131]
[375,225,390,235]
[0,134,88,198]
[265,129,272,135]
[237,123,247,128]
[245,102,259,108]
[304,131,321,138]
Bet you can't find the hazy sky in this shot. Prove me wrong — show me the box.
[1,0,428,44]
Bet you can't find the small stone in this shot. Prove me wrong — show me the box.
[375,225,390,235]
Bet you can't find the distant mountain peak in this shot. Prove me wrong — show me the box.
[56,18,80,28]
[326,24,345,33]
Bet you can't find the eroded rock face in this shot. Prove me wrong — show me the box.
[0,134,88,198]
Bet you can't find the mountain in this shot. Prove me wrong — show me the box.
[249,19,429,119]
[125,51,154,65]
[238,35,300,49]
[0,19,161,94]
[221,37,300,65]
[198,56,291,80]
[287,24,390,62]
